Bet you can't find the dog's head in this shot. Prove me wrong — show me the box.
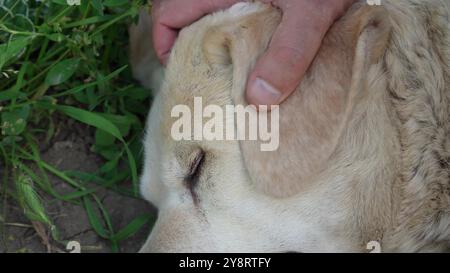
[139,2,392,252]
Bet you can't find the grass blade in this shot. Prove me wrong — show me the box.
[111,214,153,242]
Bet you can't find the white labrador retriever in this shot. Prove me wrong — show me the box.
[130,0,450,252]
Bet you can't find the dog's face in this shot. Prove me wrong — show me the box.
[139,95,351,253]
[138,2,393,252]
[139,97,249,252]
[139,4,304,252]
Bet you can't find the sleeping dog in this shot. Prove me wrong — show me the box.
[130,0,450,252]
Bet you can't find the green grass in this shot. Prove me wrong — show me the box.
[0,0,154,252]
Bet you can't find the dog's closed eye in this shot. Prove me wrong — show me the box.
[184,149,205,203]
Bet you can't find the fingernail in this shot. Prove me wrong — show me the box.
[248,77,282,106]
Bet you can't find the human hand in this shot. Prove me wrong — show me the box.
[152,0,355,106]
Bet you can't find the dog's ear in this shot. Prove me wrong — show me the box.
[129,8,164,94]
[211,3,392,198]
[347,5,391,97]
[201,3,391,106]
[352,5,391,65]
[202,28,232,67]
[202,3,282,105]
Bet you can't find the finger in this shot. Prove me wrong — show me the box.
[245,1,344,106]
[152,22,178,64]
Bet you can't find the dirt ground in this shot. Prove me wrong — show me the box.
[0,120,156,253]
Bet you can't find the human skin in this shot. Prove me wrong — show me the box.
[151,0,355,106]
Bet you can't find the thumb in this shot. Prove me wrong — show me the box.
[245,2,336,106]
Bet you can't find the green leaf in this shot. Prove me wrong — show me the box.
[124,146,138,196]
[52,0,72,5]
[0,36,32,70]
[53,65,128,98]
[45,58,80,86]
[63,15,114,29]
[104,0,129,7]
[119,86,151,100]
[55,105,139,193]
[91,0,104,15]
[99,158,119,173]
[61,188,98,200]
[5,14,35,32]
[46,33,65,42]
[66,171,130,194]
[94,145,120,161]
[83,197,109,239]
[95,128,116,147]
[1,105,30,136]
[56,105,123,140]
[0,89,27,101]
[111,214,154,242]
[99,113,137,137]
